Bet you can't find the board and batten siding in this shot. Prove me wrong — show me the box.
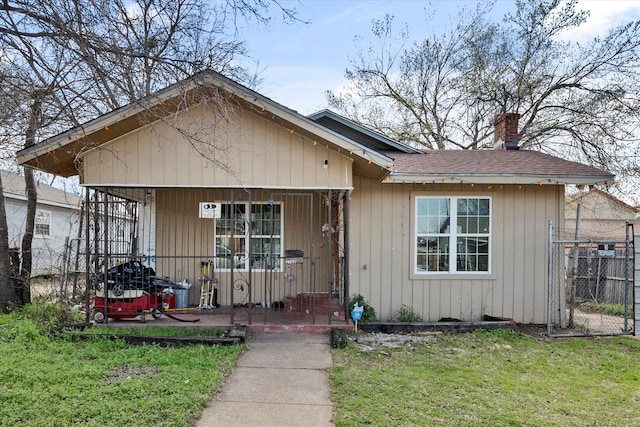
[153,188,333,306]
[349,176,563,324]
[80,104,353,190]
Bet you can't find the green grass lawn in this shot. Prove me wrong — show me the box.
[331,329,640,427]
[0,311,242,427]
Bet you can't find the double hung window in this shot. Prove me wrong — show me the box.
[214,202,282,271]
[415,197,490,274]
[35,210,51,236]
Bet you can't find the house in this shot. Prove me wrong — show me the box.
[1,169,82,276]
[566,188,638,242]
[16,71,614,324]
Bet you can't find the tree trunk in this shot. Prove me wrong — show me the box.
[0,174,20,312]
[16,94,45,306]
[19,167,36,305]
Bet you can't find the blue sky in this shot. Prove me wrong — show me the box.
[240,0,640,115]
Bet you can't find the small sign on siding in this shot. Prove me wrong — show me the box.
[199,202,221,219]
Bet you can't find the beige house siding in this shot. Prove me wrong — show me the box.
[80,104,353,189]
[153,188,333,306]
[349,177,563,323]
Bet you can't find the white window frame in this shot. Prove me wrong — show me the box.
[34,210,51,237]
[214,202,283,272]
[414,196,491,275]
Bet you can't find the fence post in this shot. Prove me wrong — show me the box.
[624,222,630,333]
[635,233,640,336]
[547,220,553,336]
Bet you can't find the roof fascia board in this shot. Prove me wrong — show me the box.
[17,78,203,163]
[386,173,614,185]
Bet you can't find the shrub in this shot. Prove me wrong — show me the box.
[20,301,83,332]
[348,294,376,322]
[394,304,423,322]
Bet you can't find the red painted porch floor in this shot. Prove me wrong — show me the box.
[104,306,353,334]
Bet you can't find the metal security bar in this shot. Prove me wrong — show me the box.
[81,187,347,325]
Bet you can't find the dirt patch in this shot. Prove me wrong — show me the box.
[349,332,437,353]
[350,324,554,352]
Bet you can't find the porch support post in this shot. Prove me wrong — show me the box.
[342,190,350,324]
[102,188,109,323]
[247,189,253,325]
[230,189,235,325]
[83,188,91,323]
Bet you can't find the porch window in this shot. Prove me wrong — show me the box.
[214,202,282,271]
[35,210,51,236]
[415,196,490,274]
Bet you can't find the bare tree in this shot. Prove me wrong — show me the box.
[327,0,640,172]
[0,0,301,310]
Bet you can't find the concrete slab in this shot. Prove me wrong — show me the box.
[239,335,332,369]
[217,367,331,404]
[197,401,334,427]
[195,333,336,427]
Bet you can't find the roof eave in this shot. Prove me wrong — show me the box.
[307,110,422,154]
[17,77,204,166]
[384,173,615,185]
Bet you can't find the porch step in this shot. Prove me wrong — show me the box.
[246,323,353,334]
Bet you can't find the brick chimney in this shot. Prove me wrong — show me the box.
[493,113,520,150]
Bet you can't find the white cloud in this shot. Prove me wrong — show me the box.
[558,0,640,42]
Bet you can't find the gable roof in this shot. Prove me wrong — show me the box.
[2,170,81,209]
[566,188,638,220]
[17,70,392,179]
[385,150,614,185]
[16,70,613,187]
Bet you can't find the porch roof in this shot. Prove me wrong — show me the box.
[385,150,615,185]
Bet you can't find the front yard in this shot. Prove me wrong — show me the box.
[3,300,640,427]
[0,309,241,426]
[330,328,640,426]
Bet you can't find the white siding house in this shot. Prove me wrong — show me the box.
[2,170,82,276]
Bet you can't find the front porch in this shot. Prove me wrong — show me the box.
[84,187,351,329]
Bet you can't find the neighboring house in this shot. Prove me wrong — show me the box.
[566,188,638,242]
[2,170,82,276]
[16,70,613,324]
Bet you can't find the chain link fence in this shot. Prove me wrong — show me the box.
[547,221,634,337]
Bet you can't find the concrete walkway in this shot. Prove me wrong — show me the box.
[196,333,336,427]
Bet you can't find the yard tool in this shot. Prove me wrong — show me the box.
[199,260,219,309]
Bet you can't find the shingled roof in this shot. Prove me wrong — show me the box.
[2,170,82,208]
[385,150,614,185]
